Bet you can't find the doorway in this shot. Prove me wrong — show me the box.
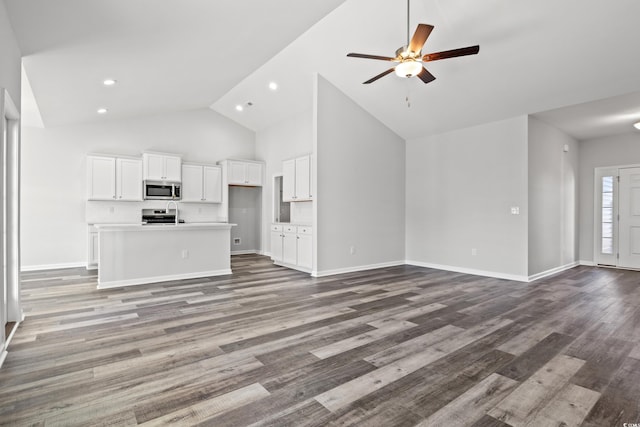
[595,165,640,269]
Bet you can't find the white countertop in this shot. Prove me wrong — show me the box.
[94,222,236,231]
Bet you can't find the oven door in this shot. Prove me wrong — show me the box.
[144,182,174,200]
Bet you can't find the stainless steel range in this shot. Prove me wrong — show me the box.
[141,209,184,225]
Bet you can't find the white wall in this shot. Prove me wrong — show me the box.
[21,108,255,269]
[578,132,640,263]
[405,116,529,279]
[255,110,313,254]
[315,75,405,275]
[528,117,579,276]
[0,1,21,109]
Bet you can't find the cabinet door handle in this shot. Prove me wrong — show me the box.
[112,195,116,199]
[119,196,122,199]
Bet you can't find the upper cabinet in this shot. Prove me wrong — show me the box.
[283,154,312,202]
[220,160,263,186]
[143,153,181,182]
[87,155,142,201]
[182,163,222,203]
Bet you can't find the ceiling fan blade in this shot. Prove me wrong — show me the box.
[422,45,480,62]
[408,24,434,53]
[417,67,436,84]
[347,53,397,61]
[363,68,395,84]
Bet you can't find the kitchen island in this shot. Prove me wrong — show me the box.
[94,223,235,289]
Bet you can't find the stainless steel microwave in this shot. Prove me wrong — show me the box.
[143,181,181,200]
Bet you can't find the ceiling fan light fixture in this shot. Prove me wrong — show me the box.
[395,60,422,78]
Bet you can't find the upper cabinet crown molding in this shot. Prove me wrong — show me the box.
[143,153,182,182]
[219,159,264,187]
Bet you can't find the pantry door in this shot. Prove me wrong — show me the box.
[618,167,640,269]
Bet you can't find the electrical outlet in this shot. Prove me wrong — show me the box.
[234,238,241,245]
[109,206,115,214]
[350,246,356,255]
[181,249,189,259]
[510,206,520,215]
[471,248,477,256]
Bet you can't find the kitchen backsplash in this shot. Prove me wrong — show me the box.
[86,201,226,224]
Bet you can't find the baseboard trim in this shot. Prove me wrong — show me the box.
[21,261,86,272]
[405,260,529,282]
[312,260,406,278]
[527,261,579,282]
[97,269,233,289]
[579,260,596,266]
[230,250,259,255]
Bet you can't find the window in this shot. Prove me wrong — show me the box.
[601,176,614,254]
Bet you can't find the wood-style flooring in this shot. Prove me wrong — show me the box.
[1,255,640,426]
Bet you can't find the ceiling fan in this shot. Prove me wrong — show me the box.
[347,0,480,84]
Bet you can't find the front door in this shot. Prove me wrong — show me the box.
[618,167,640,269]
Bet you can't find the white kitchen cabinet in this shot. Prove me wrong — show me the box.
[87,155,142,201]
[116,158,143,201]
[282,154,312,202]
[143,153,182,181]
[225,160,263,186]
[282,225,298,265]
[87,156,116,200]
[87,226,99,270]
[270,225,284,263]
[297,226,313,269]
[270,224,312,272]
[182,163,222,203]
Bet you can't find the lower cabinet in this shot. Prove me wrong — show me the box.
[270,224,312,272]
[87,226,99,270]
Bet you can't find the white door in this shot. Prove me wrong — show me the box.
[144,154,165,180]
[619,167,640,269]
[246,163,262,186]
[228,161,246,185]
[283,231,297,265]
[164,156,182,181]
[116,158,142,201]
[282,159,295,201]
[203,166,222,202]
[87,156,116,200]
[181,164,203,201]
[295,156,311,200]
[297,232,312,269]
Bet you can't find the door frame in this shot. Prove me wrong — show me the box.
[0,88,22,367]
[593,163,640,268]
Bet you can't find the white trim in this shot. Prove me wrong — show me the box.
[21,261,87,272]
[230,250,259,255]
[312,260,405,278]
[97,269,232,289]
[579,259,596,266]
[405,260,529,282]
[0,351,7,369]
[527,261,579,282]
[275,261,312,274]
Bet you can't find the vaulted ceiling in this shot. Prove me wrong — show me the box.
[6,0,640,140]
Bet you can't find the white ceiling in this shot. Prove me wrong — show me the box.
[4,0,347,126]
[6,0,640,141]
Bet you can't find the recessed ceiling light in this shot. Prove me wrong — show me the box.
[103,79,117,86]
[97,108,108,114]
[235,105,243,112]
[634,121,640,130]
[268,82,278,91]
